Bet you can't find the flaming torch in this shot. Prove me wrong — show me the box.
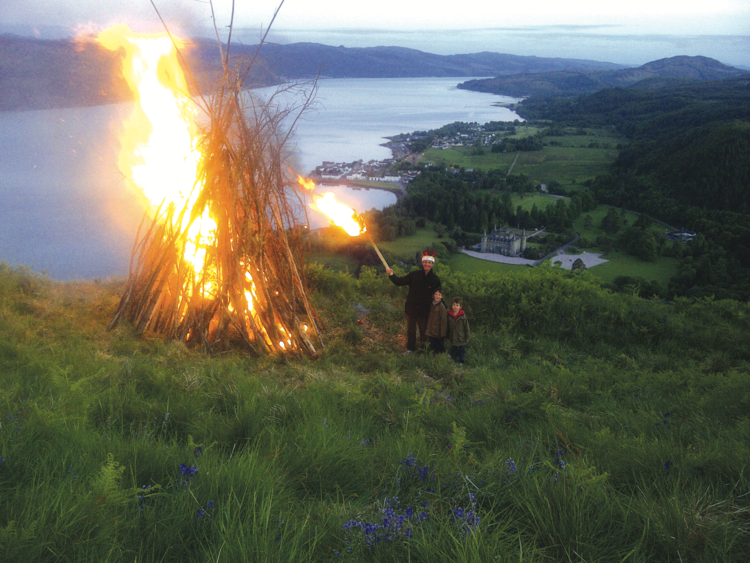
[298,177,390,270]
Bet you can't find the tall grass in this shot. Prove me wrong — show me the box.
[1,262,748,561]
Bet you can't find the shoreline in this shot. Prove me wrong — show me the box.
[315,177,406,200]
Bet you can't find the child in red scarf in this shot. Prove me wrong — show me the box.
[447,297,470,364]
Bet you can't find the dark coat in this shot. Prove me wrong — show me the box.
[389,269,441,318]
[447,310,470,346]
[425,301,448,338]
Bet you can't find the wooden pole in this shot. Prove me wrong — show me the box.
[366,233,390,271]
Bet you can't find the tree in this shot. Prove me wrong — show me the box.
[619,227,658,261]
[633,213,653,230]
[600,207,623,234]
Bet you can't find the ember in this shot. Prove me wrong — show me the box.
[103,25,322,356]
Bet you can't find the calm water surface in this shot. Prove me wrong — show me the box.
[0,78,519,280]
[256,77,520,173]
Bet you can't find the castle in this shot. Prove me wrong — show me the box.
[480,227,527,256]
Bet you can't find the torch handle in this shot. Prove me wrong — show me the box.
[367,233,390,271]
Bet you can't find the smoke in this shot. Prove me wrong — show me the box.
[1,1,214,37]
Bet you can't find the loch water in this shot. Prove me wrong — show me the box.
[0,77,519,280]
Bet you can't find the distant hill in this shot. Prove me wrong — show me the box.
[237,42,622,80]
[0,35,622,111]
[457,56,749,97]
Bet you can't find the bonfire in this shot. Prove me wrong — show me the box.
[100,18,324,356]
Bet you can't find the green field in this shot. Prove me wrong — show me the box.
[510,193,566,213]
[421,126,624,187]
[450,250,679,289]
[487,125,545,138]
[513,146,619,185]
[572,205,640,240]
[421,147,515,171]
[447,252,528,275]
[584,252,681,286]
[568,205,681,286]
[376,228,444,262]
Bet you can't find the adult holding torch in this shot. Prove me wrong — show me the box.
[386,250,441,354]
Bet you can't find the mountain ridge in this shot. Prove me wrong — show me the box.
[0,35,623,111]
[457,55,749,97]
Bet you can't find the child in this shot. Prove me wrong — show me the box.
[447,297,470,364]
[425,288,447,354]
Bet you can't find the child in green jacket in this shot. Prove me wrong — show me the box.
[447,297,470,364]
[425,288,448,354]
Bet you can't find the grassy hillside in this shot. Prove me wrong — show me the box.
[1,262,749,562]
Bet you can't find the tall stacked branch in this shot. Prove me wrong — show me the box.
[108,2,323,356]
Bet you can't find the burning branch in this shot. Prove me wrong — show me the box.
[299,178,390,270]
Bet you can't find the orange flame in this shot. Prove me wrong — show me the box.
[93,25,308,353]
[96,25,279,342]
[297,176,365,237]
[95,25,215,275]
[297,175,316,191]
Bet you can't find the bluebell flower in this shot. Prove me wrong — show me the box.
[506,458,517,473]
[401,453,416,467]
[179,463,199,485]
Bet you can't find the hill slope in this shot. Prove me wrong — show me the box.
[457,56,748,97]
[1,258,749,561]
[516,76,750,299]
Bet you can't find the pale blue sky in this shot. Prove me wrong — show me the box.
[3,1,749,34]
[2,1,749,65]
